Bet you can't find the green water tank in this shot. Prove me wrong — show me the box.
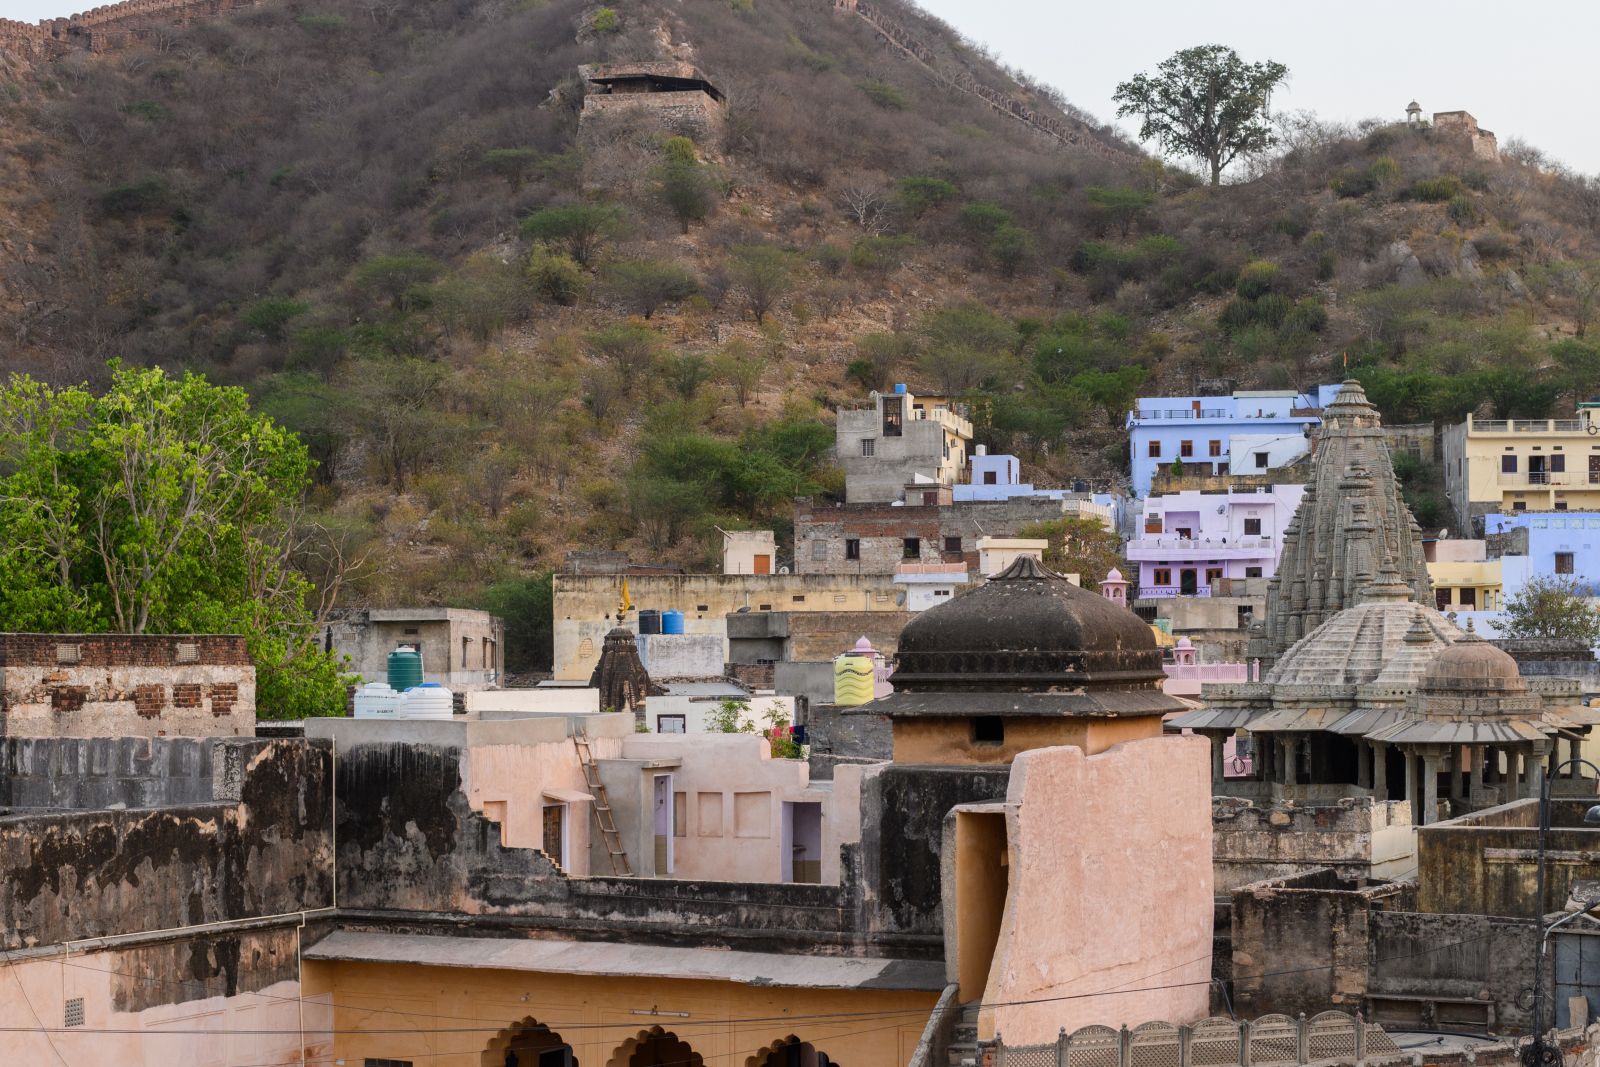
[387,646,423,692]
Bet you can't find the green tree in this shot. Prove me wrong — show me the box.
[1073,366,1149,426]
[918,303,1016,394]
[897,176,958,220]
[1085,186,1155,237]
[652,143,721,235]
[527,250,585,306]
[729,245,795,324]
[480,147,539,192]
[586,322,661,392]
[241,296,309,342]
[1498,576,1600,643]
[1552,339,1600,403]
[715,338,767,406]
[0,366,351,717]
[474,573,554,673]
[604,259,699,319]
[519,203,625,267]
[349,254,446,311]
[1114,44,1288,185]
[1016,515,1125,589]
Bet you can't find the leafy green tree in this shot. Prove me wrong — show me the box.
[480,147,539,192]
[1086,186,1155,237]
[0,365,350,717]
[715,338,767,406]
[604,259,699,319]
[586,322,661,392]
[241,296,309,342]
[340,356,458,492]
[652,142,721,235]
[729,245,795,324]
[520,203,625,267]
[1017,515,1125,588]
[989,223,1035,278]
[664,352,713,399]
[527,250,585,306]
[897,176,958,220]
[1552,339,1600,403]
[349,255,447,311]
[1072,366,1148,426]
[474,573,554,673]
[918,304,1017,394]
[430,256,525,343]
[1114,45,1288,185]
[853,332,911,390]
[1499,576,1600,643]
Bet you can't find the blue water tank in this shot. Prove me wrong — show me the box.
[893,382,907,394]
[662,609,686,634]
[638,609,663,635]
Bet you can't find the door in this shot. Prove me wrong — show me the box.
[1590,455,1600,485]
[1180,569,1198,595]
[753,554,771,575]
[653,773,674,875]
[542,803,566,871]
[782,802,824,884]
[1530,454,1548,483]
[1554,928,1600,1027]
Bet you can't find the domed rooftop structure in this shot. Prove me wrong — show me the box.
[892,556,1164,693]
[1265,565,1459,689]
[1420,631,1526,695]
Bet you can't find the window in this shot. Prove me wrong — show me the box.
[1208,440,1222,457]
[811,540,827,560]
[1557,552,1575,574]
[1153,568,1172,586]
[792,595,806,603]
[983,471,998,484]
[1460,588,1477,608]
[1557,502,1570,511]
[366,1060,414,1067]
[971,716,1005,745]
[861,438,875,457]
[461,636,469,668]
[1245,566,1263,578]
[845,538,861,560]
[1513,501,1527,511]
[1145,517,1163,534]
[903,537,921,559]
[1254,452,1269,469]
[1148,440,1161,458]
[1502,454,1518,473]
[1243,518,1262,536]
[944,536,962,553]
[1436,589,1451,611]
[1552,454,1567,473]
[1180,440,1194,458]
[1205,567,1224,586]
[882,397,903,437]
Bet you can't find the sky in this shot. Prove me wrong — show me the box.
[4,0,1595,175]
[911,0,1600,177]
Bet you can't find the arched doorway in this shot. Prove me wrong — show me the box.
[749,1035,836,1067]
[482,1016,577,1067]
[608,1025,704,1067]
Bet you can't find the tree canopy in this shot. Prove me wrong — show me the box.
[0,365,352,718]
[1114,45,1288,185]
[1497,576,1600,644]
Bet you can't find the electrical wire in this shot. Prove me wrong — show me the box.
[0,948,69,1066]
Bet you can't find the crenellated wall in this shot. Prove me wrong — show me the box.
[0,0,263,60]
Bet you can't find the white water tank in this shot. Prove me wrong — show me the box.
[398,682,454,720]
[352,681,401,719]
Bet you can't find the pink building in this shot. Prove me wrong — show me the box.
[1127,485,1304,597]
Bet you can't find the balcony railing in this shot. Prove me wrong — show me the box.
[1495,472,1600,486]
[1133,408,1231,420]
[1128,536,1275,552]
[1471,417,1587,433]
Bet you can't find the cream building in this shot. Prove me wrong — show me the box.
[1425,539,1503,612]
[1442,405,1600,530]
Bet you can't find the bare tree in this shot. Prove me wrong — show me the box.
[838,178,892,234]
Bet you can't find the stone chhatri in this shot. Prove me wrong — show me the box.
[1260,381,1433,665]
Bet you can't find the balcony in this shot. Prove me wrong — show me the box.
[1132,408,1231,421]
[1469,416,1587,434]
[911,406,973,438]
[1496,472,1600,487]
[1127,535,1276,560]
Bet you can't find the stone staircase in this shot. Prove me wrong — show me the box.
[946,1002,981,1067]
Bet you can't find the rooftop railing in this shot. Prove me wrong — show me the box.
[1470,416,1587,433]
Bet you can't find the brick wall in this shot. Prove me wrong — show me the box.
[0,633,255,738]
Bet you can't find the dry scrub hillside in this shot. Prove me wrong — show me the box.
[2,0,1600,633]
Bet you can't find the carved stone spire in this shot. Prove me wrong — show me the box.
[1261,381,1434,665]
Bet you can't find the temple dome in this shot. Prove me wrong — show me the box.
[891,556,1164,692]
[1420,631,1526,694]
[1266,568,1460,688]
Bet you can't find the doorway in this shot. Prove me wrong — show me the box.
[616,1028,703,1067]
[1180,569,1198,595]
[782,802,823,884]
[482,1017,575,1067]
[653,773,675,875]
[542,802,567,871]
[953,810,1009,1002]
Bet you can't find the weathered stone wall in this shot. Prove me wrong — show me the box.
[580,91,725,144]
[0,737,332,951]
[1211,796,1415,892]
[0,632,255,738]
[1368,911,1535,1030]
[1230,867,1412,1018]
[1,736,225,809]
[1416,798,1600,916]
[803,702,892,777]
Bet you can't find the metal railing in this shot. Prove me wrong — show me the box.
[994,1012,1395,1067]
[1470,417,1587,433]
[1133,408,1231,420]
[1127,536,1275,552]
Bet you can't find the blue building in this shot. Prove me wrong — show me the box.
[1125,385,1343,497]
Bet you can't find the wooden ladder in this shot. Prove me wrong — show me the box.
[574,726,631,876]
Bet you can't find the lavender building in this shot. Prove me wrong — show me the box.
[1127,485,1305,597]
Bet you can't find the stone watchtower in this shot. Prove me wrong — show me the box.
[1257,381,1433,666]
[576,61,725,145]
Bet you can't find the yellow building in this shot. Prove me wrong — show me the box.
[1443,406,1600,529]
[1426,557,1502,611]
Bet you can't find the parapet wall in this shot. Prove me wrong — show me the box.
[1,0,262,60]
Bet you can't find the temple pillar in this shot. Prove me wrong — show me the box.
[1422,753,1441,825]
[1405,751,1420,825]
[1374,742,1390,801]
[1530,747,1548,799]
[1467,745,1482,803]
[1211,735,1225,787]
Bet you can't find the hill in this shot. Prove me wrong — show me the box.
[3,0,1600,652]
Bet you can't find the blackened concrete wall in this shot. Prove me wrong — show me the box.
[1,736,223,809]
[0,738,332,951]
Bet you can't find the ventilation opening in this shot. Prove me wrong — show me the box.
[64,998,84,1028]
[55,643,81,665]
[175,641,200,664]
[971,716,1005,745]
